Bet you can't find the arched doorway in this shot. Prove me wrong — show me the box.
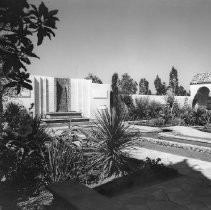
[192,86,210,108]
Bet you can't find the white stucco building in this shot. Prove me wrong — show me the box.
[7,72,211,120]
[190,73,211,109]
[9,75,111,119]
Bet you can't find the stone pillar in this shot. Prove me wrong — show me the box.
[39,77,44,116]
[34,77,40,116]
[48,77,56,113]
[71,79,79,112]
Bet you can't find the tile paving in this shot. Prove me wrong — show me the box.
[113,148,211,210]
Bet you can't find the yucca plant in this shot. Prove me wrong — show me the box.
[83,109,141,179]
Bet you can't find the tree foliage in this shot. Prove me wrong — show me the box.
[119,73,137,94]
[177,85,187,96]
[110,73,120,119]
[168,67,188,96]
[139,78,151,95]
[169,66,179,95]
[0,0,59,93]
[85,73,103,84]
[154,75,166,95]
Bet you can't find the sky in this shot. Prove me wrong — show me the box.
[29,0,211,93]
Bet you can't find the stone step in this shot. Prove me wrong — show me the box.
[46,112,82,119]
[42,117,89,124]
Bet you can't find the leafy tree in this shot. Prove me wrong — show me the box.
[177,85,187,96]
[0,0,59,132]
[169,67,188,96]
[85,73,103,84]
[169,66,179,95]
[139,78,151,95]
[154,75,166,95]
[119,73,137,94]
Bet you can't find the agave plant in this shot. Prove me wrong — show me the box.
[83,109,140,179]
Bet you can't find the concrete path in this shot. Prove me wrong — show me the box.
[117,147,211,210]
[168,126,211,139]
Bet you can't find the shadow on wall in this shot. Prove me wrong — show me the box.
[192,86,210,108]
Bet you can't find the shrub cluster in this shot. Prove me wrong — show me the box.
[122,94,211,127]
[124,97,163,120]
[0,103,52,199]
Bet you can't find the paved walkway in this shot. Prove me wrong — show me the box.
[115,147,211,210]
[114,175,211,210]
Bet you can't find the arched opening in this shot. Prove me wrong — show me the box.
[192,86,210,108]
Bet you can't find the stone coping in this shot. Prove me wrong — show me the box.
[47,181,127,210]
[159,132,211,144]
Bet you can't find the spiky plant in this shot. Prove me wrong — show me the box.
[83,109,140,179]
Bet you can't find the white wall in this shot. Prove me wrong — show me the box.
[6,76,56,117]
[70,79,92,117]
[70,80,110,118]
[6,75,111,119]
[48,77,56,112]
[91,83,111,119]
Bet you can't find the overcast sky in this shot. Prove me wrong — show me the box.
[29,0,211,92]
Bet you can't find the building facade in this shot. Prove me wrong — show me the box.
[9,75,111,119]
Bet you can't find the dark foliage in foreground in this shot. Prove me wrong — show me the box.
[0,103,51,200]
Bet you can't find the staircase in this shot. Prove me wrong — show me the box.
[41,111,90,127]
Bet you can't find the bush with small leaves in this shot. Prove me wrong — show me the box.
[0,109,52,200]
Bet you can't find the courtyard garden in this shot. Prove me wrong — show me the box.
[1,79,211,209]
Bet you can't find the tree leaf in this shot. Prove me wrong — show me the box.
[22,82,32,90]
[49,10,58,17]
[44,27,55,37]
[20,56,31,65]
[37,28,44,45]
[39,2,48,17]
[3,82,17,89]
